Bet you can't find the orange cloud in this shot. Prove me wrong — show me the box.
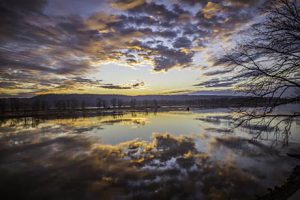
[202,2,223,19]
[111,0,145,10]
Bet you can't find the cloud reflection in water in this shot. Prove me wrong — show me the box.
[0,111,299,199]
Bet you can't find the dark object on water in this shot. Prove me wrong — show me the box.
[186,107,190,111]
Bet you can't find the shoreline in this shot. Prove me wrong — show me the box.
[0,106,225,119]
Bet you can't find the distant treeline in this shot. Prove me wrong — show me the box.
[0,94,298,115]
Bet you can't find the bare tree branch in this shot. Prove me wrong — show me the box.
[222,0,300,145]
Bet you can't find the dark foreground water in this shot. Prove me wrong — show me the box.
[0,109,299,200]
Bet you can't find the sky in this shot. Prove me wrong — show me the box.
[0,0,270,97]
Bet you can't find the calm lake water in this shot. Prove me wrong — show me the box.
[0,109,299,199]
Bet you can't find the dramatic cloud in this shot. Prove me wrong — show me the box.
[173,37,192,48]
[0,0,270,96]
[100,84,132,90]
[203,68,234,76]
[202,2,223,19]
[194,78,238,88]
[111,0,146,10]
[99,81,145,90]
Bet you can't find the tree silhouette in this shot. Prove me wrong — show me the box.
[0,99,6,113]
[130,98,137,108]
[71,99,78,110]
[222,0,300,145]
[111,98,117,108]
[102,100,107,109]
[117,99,123,108]
[96,98,102,109]
[153,99,158,108]
[81,101,86,111]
